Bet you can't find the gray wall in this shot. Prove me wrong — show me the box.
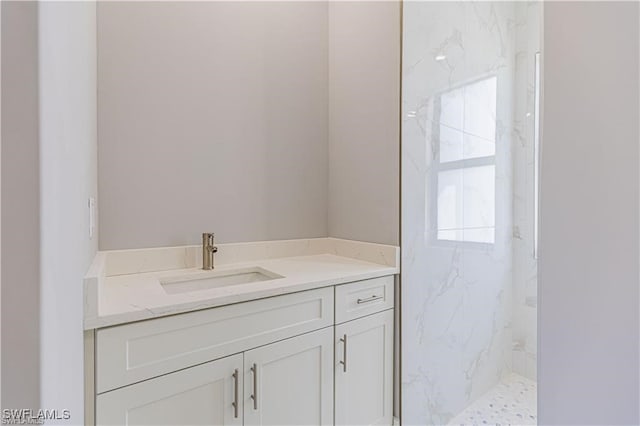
[1,1,40,410]
[539,2,639,424]
[38,2,97,423]
[98,2,329,250]
[97,1,401,250]
[328,1,400,246]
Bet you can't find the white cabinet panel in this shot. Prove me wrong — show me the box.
[335,310,394,426]
[96,287,333,393]
[244,328,334,426]
[96,353,243,426]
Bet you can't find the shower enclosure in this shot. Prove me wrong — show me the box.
[401,2,541,424]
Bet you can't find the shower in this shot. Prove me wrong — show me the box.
[401,2,542,424]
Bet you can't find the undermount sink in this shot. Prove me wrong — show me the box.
[160,267,283,295]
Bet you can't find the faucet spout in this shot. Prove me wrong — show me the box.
[202,233,218,270]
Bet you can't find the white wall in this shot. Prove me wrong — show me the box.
[539,2,639,424]
[328,1,400,246]
[38,2,97,423]
[97,1,401,250]
[97,2,329,250]
[1,1,40,410]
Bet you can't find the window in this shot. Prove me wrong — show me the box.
[430,76,498,244]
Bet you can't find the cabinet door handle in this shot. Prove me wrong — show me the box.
[356,295,383,304]
[250,363,258,410]
[231,369,239,418]
[339,334,347,373]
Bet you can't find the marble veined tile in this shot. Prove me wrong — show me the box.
[402,1,540,424]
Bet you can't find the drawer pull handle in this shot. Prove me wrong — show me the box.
[340,334,347,373]
[251,363,258,410]
[357,295,383,304]
[232,369,239,418]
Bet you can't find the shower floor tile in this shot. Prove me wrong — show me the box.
[448,373,537,426]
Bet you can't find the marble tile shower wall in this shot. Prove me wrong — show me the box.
[402,2,539,424]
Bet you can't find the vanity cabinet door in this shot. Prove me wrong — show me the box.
[335,310,394,426]
[243,327,333,426]
[96,353,243,426]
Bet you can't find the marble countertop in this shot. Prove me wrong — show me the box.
[84,238,399,329]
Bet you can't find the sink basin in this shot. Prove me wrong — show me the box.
[160,267,283,295]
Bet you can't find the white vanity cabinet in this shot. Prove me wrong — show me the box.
[90,276,395,426]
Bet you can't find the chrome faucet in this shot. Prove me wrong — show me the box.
[202,233,218,270]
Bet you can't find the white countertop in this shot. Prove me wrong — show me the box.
[84,238,399,329]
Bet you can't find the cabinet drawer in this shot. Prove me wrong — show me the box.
[335,276,394,323]
[96,287,333,393]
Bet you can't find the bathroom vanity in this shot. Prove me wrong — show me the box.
[83,238,399,426]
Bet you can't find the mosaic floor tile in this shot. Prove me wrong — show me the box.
[448,374,537,426]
